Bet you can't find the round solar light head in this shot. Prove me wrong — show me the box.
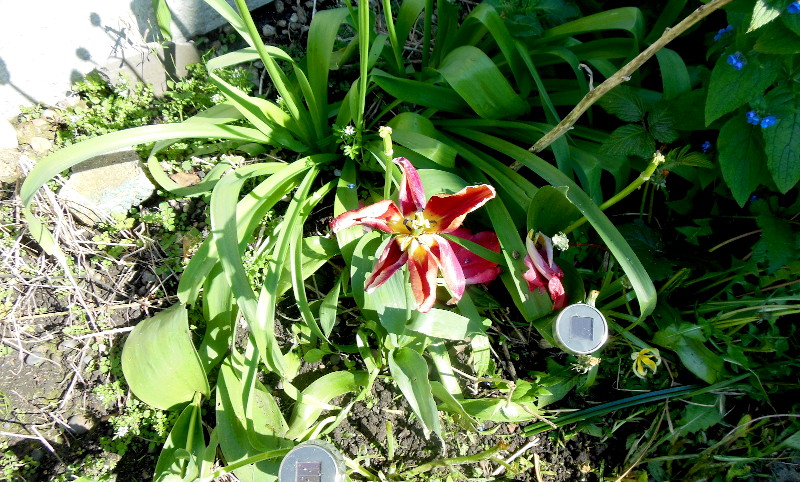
[278,440,345,482]
[553,303,608,355]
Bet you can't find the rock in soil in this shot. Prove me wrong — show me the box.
[0,119,18,149]
[0,148,23,184]
[58,148,155,225]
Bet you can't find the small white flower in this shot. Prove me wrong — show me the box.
[211,93,224,104]
[552,232,570,251]
[343,125,355,136]
[114,426,130,438]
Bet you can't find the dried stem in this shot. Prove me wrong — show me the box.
[526,0,733,156]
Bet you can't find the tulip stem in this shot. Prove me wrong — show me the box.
[563,152,665,234]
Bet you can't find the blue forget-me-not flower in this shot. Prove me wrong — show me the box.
[714,25,733,41]
[789,2,800,14]
[727,52,746,70]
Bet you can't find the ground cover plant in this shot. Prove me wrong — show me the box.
[7,0,800,479]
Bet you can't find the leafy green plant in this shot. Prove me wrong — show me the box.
[18,0,799,479]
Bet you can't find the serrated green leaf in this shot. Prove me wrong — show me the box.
[747,0,783,32]
[667,89,708,131]
[121,304,210,410]
[718,116,768,206]
[598,86,647,122]
[647,105,679,143]
[762,109,800,193]
[674,397,723,438]
[601,124,655,158]
[705,54,780,126]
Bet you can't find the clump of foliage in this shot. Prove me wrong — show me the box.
[18,0,799,480]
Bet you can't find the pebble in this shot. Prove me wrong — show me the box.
[25,346,48,366]
[67,414,94,435]
[277,19,287,27]
[0,148,23,184]
[59,339,79,352]
[30,449,45,462]
[262,24,276,37]
[41,109,61,123]
[141,271,158,284]
[29,136,53,154]
[275,0,285,13]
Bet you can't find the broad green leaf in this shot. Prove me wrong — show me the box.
[754,21,800,54]
[784,8,800,35]
[155,395,204,481]
[151,0,173,41]
[121,304,210,410]
[718,116,768,206]
[655,48,691,100]
[350,233,411,332]
[601,124,655,158]
[388,347,441,439]
[653,322,725,384]
[418,168,469,197]
[406,308,481,340]
[747,0,783,32]
[705,54,780,126]
[458,399,544,422]
[197,264,235,372]
[448,129,656,319]
[527,186,582,235]
[319,275,342,338]
[644,0,686,43]
[597,86,646,122]
[762,109,800,193]
[307,8,350,121]
[285,371,369,440]
[372,69,469,113]
[437,46,528,119]
[216,357,287,481]
[537,7,644,45]
[388,113,457,168]
[427,342,463,399]
[430,382,477,431]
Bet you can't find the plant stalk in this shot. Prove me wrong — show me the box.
[527,0,734,154]
[563,152,666,234]
[404,442,509,477]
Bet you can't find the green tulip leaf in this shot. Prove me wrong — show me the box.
[121,304,210,410]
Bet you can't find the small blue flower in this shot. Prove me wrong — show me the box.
[746,111,761,125]
[727,52,746,70]
[760,116,777,128]
[789,2,800,14]
[347,183,357,189]
[714,25,734,41]
[701,141,712,153]
[749,194,759,202]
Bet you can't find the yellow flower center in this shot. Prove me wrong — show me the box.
[404,211,435,236]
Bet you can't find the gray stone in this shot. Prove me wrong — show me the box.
[0,119,17,149]
[24,346,49,366]
[67,414,94,435]
[277,19,287,27]
[0,148,22,184]
[262,24,277,37]
[101,41,201,97]
[58,148,155,225]
[29,136,53,154]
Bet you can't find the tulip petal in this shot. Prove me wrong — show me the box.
[424,184,496,233]
[548,276,567,310]
[449,229,502,284]
[429,235,465,304]
[365,239,408,292]
[394,157,426,216]
[523,255,546,292]
[407,240,438,312]
[331,199,404,234]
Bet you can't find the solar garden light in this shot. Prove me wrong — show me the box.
[278,440,346,482]
[552,290,608,355]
